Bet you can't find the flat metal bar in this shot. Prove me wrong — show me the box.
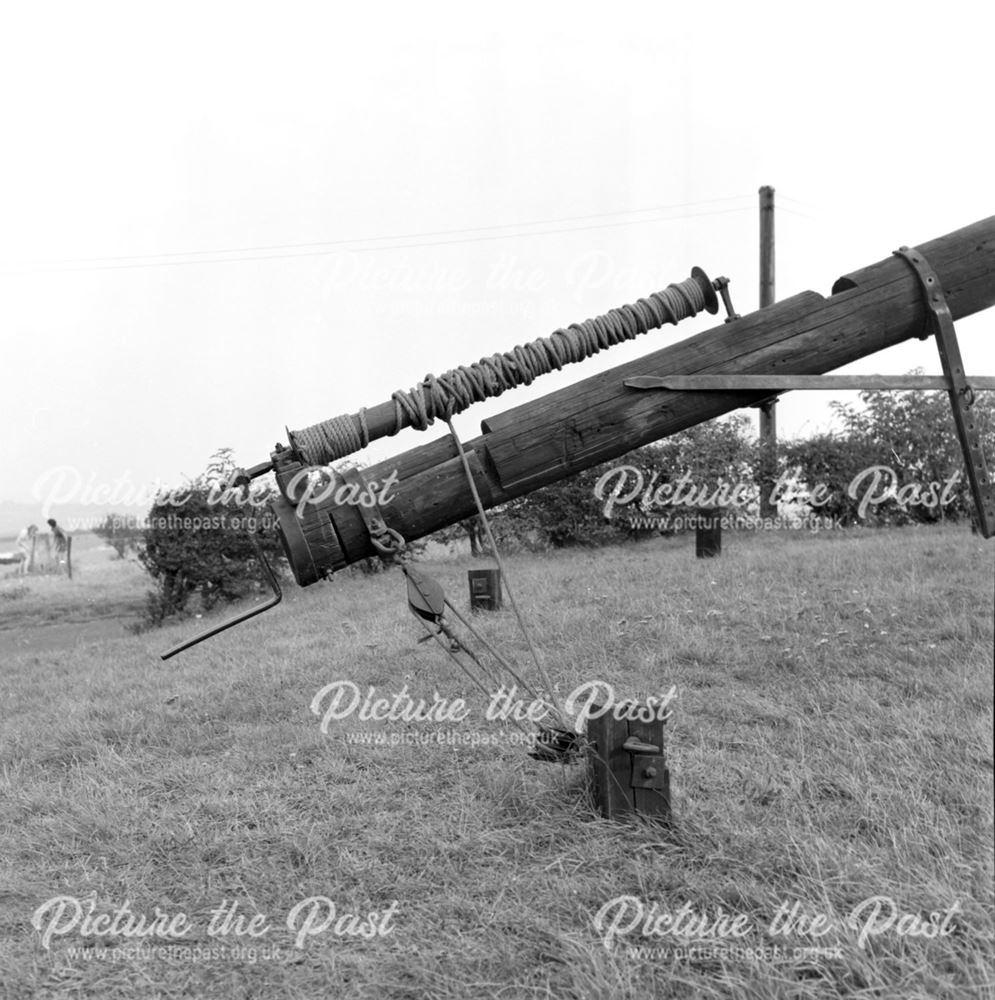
[895,246,995,539]
[625,375,995,391]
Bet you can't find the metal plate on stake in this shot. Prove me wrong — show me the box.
[629,754,669,790]
[894,246,995,538]
[626,714,671,817]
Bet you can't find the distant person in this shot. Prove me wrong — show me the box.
[47,518,70,572]
[15,524,38,575]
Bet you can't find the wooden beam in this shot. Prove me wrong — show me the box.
[273,216,995,576]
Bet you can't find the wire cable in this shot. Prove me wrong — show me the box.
[1,203,753,274]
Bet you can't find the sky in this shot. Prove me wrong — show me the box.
[2,0,994,531]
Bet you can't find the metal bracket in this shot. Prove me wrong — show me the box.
[622,736,660,754]
[711,276,740,323]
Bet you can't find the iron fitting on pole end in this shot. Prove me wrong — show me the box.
[272,496,323,586]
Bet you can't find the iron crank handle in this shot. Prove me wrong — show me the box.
[160,532,282,660]
[622,736,661,755]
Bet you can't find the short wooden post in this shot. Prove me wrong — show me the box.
[587,704,670,822]
[29,534,37,573]
[65,536,72,580]
[468,568,501,610]
[695,510,722,558]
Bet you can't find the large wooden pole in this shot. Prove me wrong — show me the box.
[757,186,777,520]
[273,216,995,583]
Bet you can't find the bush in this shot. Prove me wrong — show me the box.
[623,415,759,527]
[779,434,882,526]
[92,513,144,559]
[782,377,995,527]
[495,414,759,549]
[138,448,286,625]
[499,464,624,550]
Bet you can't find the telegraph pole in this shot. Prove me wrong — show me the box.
[758,185,777,519]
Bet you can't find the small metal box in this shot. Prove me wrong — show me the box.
[468,569,502,610]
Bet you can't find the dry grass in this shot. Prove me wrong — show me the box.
[0,525,992,999]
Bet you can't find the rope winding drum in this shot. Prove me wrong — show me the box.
[289,268,718,467]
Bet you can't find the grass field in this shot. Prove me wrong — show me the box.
[1,526,992,999]
[0,534,146,643]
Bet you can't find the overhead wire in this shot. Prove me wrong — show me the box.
[777,205,817,221]
[1,191,826,276]
[0,200,754,275]
[29,193,754,264]
[776,193,815,209]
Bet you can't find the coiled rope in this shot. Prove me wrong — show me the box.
[291,269,715,466]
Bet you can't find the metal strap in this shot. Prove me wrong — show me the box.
[894,246,995,538]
